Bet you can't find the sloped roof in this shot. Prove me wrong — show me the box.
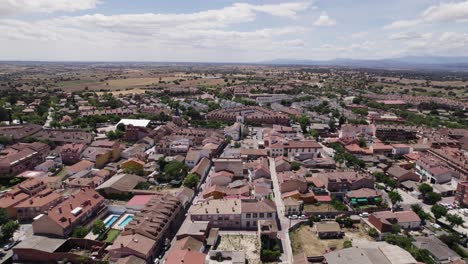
[96,174,144,192]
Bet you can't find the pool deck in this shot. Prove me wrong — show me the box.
[103,214,121,227]
[113,213,134,230]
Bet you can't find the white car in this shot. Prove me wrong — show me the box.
[3,240,19,251]
[359,212,369,218]
[298,215,307,219]
[289,215,298,220]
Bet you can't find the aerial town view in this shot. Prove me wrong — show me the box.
[0,1,467,264]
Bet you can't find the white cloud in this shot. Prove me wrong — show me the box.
[385,1,468,29]
[0,2,312,61]
[389,32,433,40]
[282,39,305,48]
[350,31,369,38]
[239,2,314,18]
[313,12,336,26]
[384,19,420,30]
[0,0,99,16]
[422,1,468,23]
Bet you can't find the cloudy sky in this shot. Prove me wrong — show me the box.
[1,0,468,62]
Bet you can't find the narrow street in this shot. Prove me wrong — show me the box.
[43,107,53,128]
[269,157,293,264]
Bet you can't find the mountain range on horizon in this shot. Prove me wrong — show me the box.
[262,56,468,71]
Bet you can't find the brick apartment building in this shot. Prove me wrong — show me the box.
[206,106,289,125]
[108,193,183,263]
[32,188,105,237]
[0,142,50,177]
[60,143,86,165]
[456,181,468,207]
[190,199,276,230]
[313,171,374,198]
[0,178,48,218]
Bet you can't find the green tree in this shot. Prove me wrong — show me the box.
[336,216,353,228]
[163,161,188,181]
[1,221,19,241]
[343,240,353,248]
[50,120,61,128]
[411,204,429,221]
[439,233,461,247]
[386,178,397,190]
[425,192,442,205]
[309,129,319,140]
[431,204,448,219]
[72,226,88,238]
[331,198,347,211]
[116,123,126,131]
[391,224,401,234]
[446,213,464,227]
[388,191,403,205]
[368,227,378,238]
[418,183,433,198]
[309,215,321,226]
[183,173,200,189]
[290,161,300,171]
[0,208,8,226]
[92,220,106,235]
[297,115,310,133]
[358,137,367,148]
[0,136,12,146]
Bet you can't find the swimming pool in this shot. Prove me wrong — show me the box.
[117,214,134,228]
[103,214,120,228]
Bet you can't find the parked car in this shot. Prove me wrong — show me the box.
[289,215,298,220]
[359,212,369,218]
[3,240,20,251]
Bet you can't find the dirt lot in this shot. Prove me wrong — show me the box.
[290,223,373,257]
[216,234,260,264]
[303,203,341,213]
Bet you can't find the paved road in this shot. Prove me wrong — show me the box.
[43,108,53,128]
[269,157,293,264]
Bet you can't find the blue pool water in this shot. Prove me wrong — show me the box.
[104,215,119,227]
[118,215,134,227]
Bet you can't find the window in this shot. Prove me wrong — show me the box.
[246,221,250,227]
[260,213,264,218]
[267,213,272,217]
[253,213,258,218]
[246,213,251,218]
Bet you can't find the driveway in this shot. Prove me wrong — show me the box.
[269,157,293,264]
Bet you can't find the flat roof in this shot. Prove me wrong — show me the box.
[116,119,150,128]
[14,235,66,253]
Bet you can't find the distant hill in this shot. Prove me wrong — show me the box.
[262,56,468,71]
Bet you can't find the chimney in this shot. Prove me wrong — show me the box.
[58,207,62,214]
[69,203,73,209]
[68,218,71,223]
[29,199,33,204]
